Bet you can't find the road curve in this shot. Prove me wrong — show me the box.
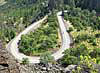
[6,11,71,63]
[52,11,70,60]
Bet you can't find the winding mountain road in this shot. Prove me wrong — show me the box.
[6,11,71,63]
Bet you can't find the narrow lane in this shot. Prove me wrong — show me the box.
[6,11,71,63]
[52,11,70,60]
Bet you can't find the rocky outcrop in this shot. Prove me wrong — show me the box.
[19,64,65,73]
[19,64,73,73]
[0,40,77,73]
[64,65,77,73]
[0,40,20,73]
[0,42,76,73]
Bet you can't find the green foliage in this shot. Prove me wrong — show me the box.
[61,44,89,65]
[95,33,100,38]
[21,58,29,65]
[75,0,100,12]
[64,8,99,67]
[63,0,100,12]
[92,40,97,46]
[0,24,16,42]
[75,33,97,46]
[72,56,98,73]
[64,0,75,7]
[40,52,54,64]
[64,7,100,30]
[67,27,73,33]
[75,34,90,43]
[62,55,78,65]
[0,0,100,69]
[19,14,59,56]
[0,0,48,42]
[90,48,100,61]
[15,0,37,5]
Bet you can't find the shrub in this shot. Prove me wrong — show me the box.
[95,33,100,38]
[40,52,54,64]
[72,56,98,73]
[67,27,73,33]
[61,44,89,65]
[21,58,29,65]
[75,34,90,43]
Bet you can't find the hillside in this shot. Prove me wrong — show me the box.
[0,0,100,73]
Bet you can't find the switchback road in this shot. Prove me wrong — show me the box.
[6,11,71,63]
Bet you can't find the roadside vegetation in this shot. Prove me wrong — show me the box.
[61,7,100,67]
[21,58,29,65]
[0,0,100,72]
[18,14,60,56]
[40,52,55,65]
[0,0,48,43]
